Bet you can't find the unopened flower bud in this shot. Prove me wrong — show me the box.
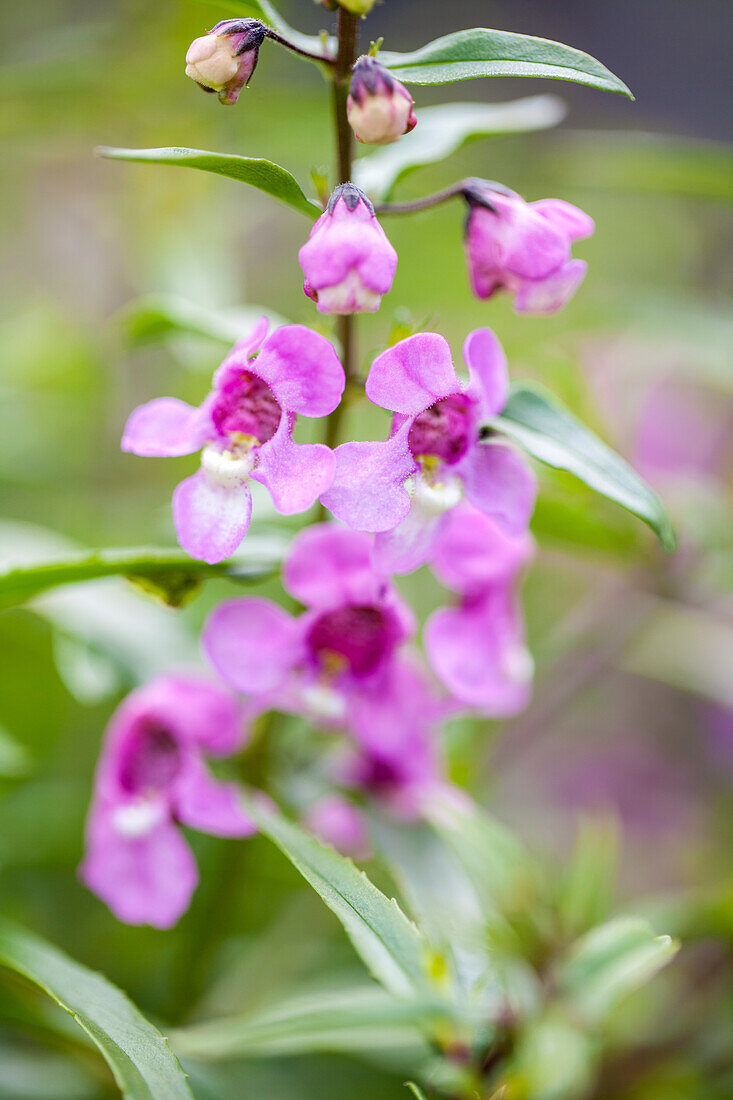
[299,183,398,315]
[347,56,416,145]
[185,19,266,105]
[336,0,378,15]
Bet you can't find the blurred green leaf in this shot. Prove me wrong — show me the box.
[0,724,33,779]
[354,96,566,201]
[118,294,286,348]
[171,984,437,1060]
[508,1009,595,1100]
[0,917,193,1099]
[245,797,433,1000]
[557,916,678,1025]
[489,384,677,551]
[0,545,280,614]
[405,1084,429,1100]
[97,148,320,218]
[380,29,633,96]
[557,819,618,941]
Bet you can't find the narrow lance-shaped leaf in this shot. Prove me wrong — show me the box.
[0,917,193,1100]
[354,96,566,202]
[97,147,320,218]
[406,1084,430,1100]
[487,384,677,552]
[244,796,432,1000]
[380,28,633,98]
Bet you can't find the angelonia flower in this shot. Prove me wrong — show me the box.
[185,18,266,105]
[79,675,255,928]
[122,319,345,564]
[425,504,535,715]
[463,182,595,314]
[320,327,537,573]
[347,56,417,145]
[304,794,370,857]
[299,183,398,314]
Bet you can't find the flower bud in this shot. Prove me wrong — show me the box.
[185,19,266,105]
[347,56,417,145]
[299,183,398,315]
[335,0,378,15]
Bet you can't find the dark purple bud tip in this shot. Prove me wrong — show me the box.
[327,182,374,215]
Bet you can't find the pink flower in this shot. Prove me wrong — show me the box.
[320,327,537,573]
[464,184,594,314]
[79,675,254,928]
[185,19,266,105]
[304,795,370,857]
[299,184,398,314]
[122,320,345,564]
[347,56,416,145]
[425,504,534,716]
[202,524,416,734]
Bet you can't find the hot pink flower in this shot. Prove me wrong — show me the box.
[80,675,254,928]
[122,320,344,564]
[320,327,536,573]
[299,183,398,314]
[464,184,594,314]
[425,504,534,716]
[185,19,266,105]
[347,56,416,145]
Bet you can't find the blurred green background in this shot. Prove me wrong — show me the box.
[0,1,731,1096]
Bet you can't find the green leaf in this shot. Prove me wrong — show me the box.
[172,984,436,1061]
[0,917,193,1099]
[354,95,566,201]
[557,819,618,940]
[405,1084,429,1100]
[0,724,32,778]
[118,294,287,347]
[488,384,676,552]
[245,797,432,999]
[0,544,281,614]
[557,916,678,1024]
[194,0,336,62]
[380,29,633,97]
[96,148,320,218]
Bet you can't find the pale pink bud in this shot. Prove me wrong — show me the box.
[347,56,416,146]
[185,19,266,106]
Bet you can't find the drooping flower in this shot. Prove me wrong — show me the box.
[347,56,416,145]
[299,183,398,314]
[80,675,254,928]
[425,504,534,716]
[202,524,415,731]
[185,19,266,105]
[122,320,344,564]
[320,327,537,573]
[463,182,594,314]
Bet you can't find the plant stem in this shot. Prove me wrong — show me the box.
[263,27,336,66]
[375,178,512,215]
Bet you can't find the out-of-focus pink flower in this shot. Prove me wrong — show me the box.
[464,183,594,314]
[122,320,344,564]
[347,56,416,145]
[635,379,733,484]
[425,504,534,716]
[80,675,254,928]
[202,524,415,731]
[299,183,398,314]
[185,19,266,105]
[320,328,536,573]
[304,795,370,857]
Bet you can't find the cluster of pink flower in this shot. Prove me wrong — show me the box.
[81,20,595,928]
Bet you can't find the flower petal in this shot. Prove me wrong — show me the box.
[425,595,532,716]
[430,503,533,594]
[488,193,569,281]
[531,199,595,242]
[320,426,416,533]
[142,675,243,755]
[514,259,587,315]
[80,815,198,929]
[202,597,302,695]
[372,472,461,575]
[121,398,211,457]
[252,326,345,417]
[172,469,252,564]
[366,333,459,415]
[457,442,537,536]
[283,524,379,608]
[252,416,335,515]
[174,758,255,837]
[462,328,509,418]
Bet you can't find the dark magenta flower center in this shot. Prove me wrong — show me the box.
[212,370,281,444]
[119,724,182,794]
[408,394,473,465]
[306,604,398,676]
